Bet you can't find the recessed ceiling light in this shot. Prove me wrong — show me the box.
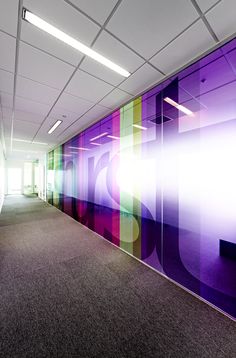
[90,132,108,142]
[32,141,48,145]
[164,97,194,117]
[48,120,62,134]
[22,8,130,77]
[107,135,120,140]
[133,124,147,130]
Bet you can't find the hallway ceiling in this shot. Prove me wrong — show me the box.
[0,0,235,160]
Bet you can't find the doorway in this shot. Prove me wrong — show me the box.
[7,168,22,194]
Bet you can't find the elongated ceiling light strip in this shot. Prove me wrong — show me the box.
[22,9,130,77]
[48,120,62,134]
[164,97,194,117]
[13,138,48,145]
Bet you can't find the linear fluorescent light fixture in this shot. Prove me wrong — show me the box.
[164,97,194,117]
[13,149,44,153]
[90,132,108,142]
[48,120,62,134]
[107,135,120,140]
[22,8,130,78]
[13,138,48,145]
[133,124,147,130]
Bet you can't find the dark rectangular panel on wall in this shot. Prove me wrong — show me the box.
[47,37,236,320]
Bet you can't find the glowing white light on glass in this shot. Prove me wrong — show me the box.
[132,124,147,130]
[107,135,120,140]
[164,97,194,117]
[90,132,108,142]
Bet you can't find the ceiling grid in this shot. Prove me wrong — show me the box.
[0,0,235,159]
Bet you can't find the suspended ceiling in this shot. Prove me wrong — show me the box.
[0,0,235,160]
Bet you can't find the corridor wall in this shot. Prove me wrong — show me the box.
[0,139,5,212]
[47,38,236,319]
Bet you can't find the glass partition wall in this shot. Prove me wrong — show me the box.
[47,38,236,319]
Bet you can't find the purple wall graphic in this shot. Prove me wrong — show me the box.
[47,38,236,319]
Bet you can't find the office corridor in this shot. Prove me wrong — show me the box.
[0,196,235,357]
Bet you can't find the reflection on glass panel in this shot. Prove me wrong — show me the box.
[47,38,236,319]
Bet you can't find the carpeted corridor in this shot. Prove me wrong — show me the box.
[0,195,235,357]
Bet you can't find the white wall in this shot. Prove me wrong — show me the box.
[5,159,24,195]
[0,139,5,212]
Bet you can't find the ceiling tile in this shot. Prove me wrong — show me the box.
[119,63,163,96]
[53,92,94,116]
[107,0,199,59]
[2,116,12,138]
[99,88,132,109]
[206,0,236,41]
[21,24,83,67]
[81,31,144,85]
[65,69,114,102]
[2,107,13,119]
[150,20,215,75]
[56,121,81,141]
[3,107,44,124]
[0,70,14,94]
[9,149,46,161]
[13,120,39,140]
[68,0,119,25]
[59,104,111,139]
[50,107,80,123]
[0,0,18,36]
[0,32,16,72]
[0,92,13,108]
[80,59,125,86]
[18,42,75,89]
[13,120,40,140]
[16,76,61,106]
[23,0,100,44]
[10,142,49,161]
[196,0,219,13]
[76,104,111,123]
[34,113,78,143]
[15,96,51,116]
[30,130,58,146]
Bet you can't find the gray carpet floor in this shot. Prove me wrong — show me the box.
[0,195,235,358]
